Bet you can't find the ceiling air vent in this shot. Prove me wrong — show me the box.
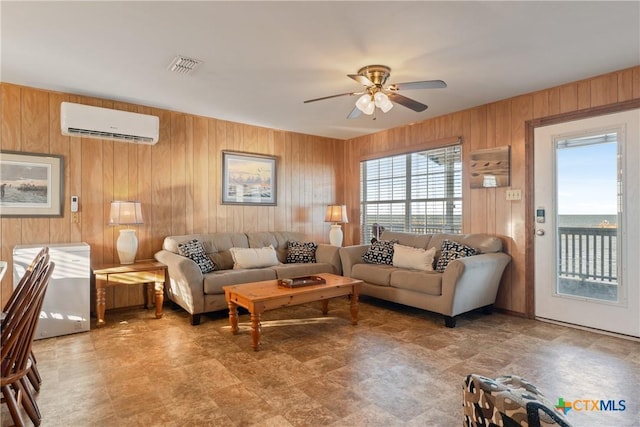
[167,55,202,75]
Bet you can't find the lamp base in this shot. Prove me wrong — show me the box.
[329,224,343,247]
[117,229,138,265]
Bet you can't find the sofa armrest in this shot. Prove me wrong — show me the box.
[339,245,370,277]
[154,250,205,315]
[441,252,511,317]
[315,244,342,275]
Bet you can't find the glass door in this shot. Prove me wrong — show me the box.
[534,110,639,337]
[555,133,619,302]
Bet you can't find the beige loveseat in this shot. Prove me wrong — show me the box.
[339,231,510,327]
[155,231,341,325]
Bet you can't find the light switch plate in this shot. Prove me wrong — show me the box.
[506,189,522,201]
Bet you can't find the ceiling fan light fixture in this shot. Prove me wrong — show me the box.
[374,92,393,113]
[373,91,388,106]
[356,94,375,115]
[303,64,444,118]
[380,101,393,113]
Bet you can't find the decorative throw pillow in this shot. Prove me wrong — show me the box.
[230,245,280,269]
[392,244,436,271]
[177,239,216,273]
[362,239,398,265]
[286,241,318,263]
[435,239,478,272]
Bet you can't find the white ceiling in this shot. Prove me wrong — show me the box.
[2,1,639,140]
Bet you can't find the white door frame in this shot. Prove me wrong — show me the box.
[533,110,639,337]
[524,100,640,321]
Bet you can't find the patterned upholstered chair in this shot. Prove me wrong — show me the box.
[463,374,572,427]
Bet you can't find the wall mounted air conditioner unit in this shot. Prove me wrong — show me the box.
[60,102,159,144]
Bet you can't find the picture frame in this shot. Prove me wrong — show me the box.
[0,151,64,217]
[222,151,277,205]
[470,146,510,188]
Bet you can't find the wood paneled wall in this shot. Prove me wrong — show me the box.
[0,84,343,310]
[341,66,640,316]
[2,66,638,315]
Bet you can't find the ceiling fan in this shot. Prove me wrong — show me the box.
[303,65,447,119]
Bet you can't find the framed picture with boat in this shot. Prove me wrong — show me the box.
[221,151,277,206]
[0,151,64,217]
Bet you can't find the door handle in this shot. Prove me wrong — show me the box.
[536,229,545,236]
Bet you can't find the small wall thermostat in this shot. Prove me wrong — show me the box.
[71,195,79,212]
[536,207,545,223]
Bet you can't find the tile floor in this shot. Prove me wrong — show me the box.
[2,297,639,427]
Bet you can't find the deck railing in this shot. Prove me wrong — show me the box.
[558,227,617,283]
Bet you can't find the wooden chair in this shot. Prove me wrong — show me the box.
[1,256,54,427]
[2,248,49,392]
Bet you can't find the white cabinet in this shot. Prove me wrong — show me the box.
[13,243,90,339]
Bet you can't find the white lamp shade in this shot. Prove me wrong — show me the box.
[109,201,143,225]
[324,205,348,223]
[355,94,375,115]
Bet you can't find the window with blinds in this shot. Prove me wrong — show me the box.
[360,144,462,243]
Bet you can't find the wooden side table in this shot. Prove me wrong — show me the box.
[92,260,167,327]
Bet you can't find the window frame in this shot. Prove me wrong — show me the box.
[359,142,463,243]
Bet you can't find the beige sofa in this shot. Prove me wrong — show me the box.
[339,231,511,327]
[155,231,342,325]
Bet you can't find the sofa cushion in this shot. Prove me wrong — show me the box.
[351,263,396,286]
[286,241,317,263]
[247,231,306,263]
[380,231,432,249]
[230,245,280,269]
[177,239,216,273]
[203,268,277,294]
[429,233,502,257]
[390,270,442,296]
[392,244,436,271]
[462,234,503,253]
[435,239,479,272]
[205,233,251,270]
[162,232,249,271]
[362,239,398,265]
[272,263,334,278]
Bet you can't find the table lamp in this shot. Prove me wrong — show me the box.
[109,201,144,264]
[325,205,348,247]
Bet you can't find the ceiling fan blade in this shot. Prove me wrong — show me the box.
[347,106,362,119]
[348,74,375,87]
[303,92,358,103]
[389,80,447,91]
[388,92,428,112]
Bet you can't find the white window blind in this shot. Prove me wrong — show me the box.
[360,144,462,243]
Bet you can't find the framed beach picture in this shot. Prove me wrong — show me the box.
[0,151,64,217]
[222,151,277,206]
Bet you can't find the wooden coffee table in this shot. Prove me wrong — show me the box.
[223,273,362,351]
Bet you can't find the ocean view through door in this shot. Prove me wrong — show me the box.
[534,110,640,338]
